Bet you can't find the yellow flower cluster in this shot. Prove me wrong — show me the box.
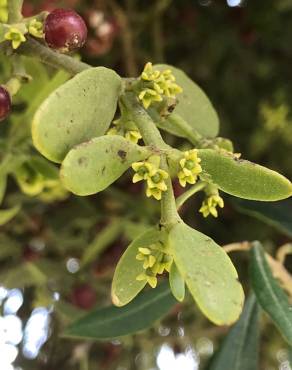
[3,19,44,50]
[28,19,44,38]
[178,149,202,187]
[199,192,224,218]
[136,243,173,288]
[138,62,183,109]
[132,159,169,200]
[107,118,142,144]
[4,27,26,49]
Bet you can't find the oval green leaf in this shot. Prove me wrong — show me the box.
[32,67,122,163]
[111,228,162,307]
[198,149,292,201]
[168,222,244,325]
[64,281,176,340]
[169,262,185,302]
[61,136,150,196]
[154,64,219,138]
[208,294,259,370]
[250,242,292,345]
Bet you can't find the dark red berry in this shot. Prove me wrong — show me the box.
[44,8,87,52]
[70,284,96,310]
[0,86,11,122]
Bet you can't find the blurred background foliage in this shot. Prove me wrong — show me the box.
[0,0,292,369]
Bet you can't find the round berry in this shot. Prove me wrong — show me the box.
[0,86,11,122]
[44,8,87,52]
[70,284,96,310]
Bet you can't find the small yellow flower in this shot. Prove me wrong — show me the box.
[132,161,156,183]
[125,130,142,144]
[28,19,44,38]
[138,88,163,109]
[147,169,168,190]
[138,62,183,110]
[136,272,157,288]
[5,27,26,49]
[141,62,161,82]
[107,127,119,136]
[178,149,202,187]
[146,187,163,201]
[199,193,224,218]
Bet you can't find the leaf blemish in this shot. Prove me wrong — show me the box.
[78,157,88,166]
[118,150,127,162]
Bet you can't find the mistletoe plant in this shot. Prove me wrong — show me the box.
[1,1,292,340]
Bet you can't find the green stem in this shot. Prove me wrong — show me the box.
[8,0,23,23]
[176,180,206,210]
[17,37,90,75]
[160,155,180,227]
[121,93,180,228]
[168,113,202,146]
[120,93,167,148]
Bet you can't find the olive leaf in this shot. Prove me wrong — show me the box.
[198,149,292,201]
[233,198,292,238]
[168,222,244,325]
[61,136,150,196]
[169,262,185,302]
[32,67,122,163]
[63,281,176,340]
[208,294,259,370]
[154,64,219,138]
[250,242,292,345]
[111,228,163,307]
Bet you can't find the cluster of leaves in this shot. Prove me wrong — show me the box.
[1,1,292,369]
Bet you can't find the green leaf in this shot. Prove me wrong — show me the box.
[154,64,219,138]
[81,220,123,267]
[233,198,292,238]
[168,222,244,325]
[111,228,162,307]
[208,294,259,370]
[61,136,150,196]
[0,205,21,226]
[250,243,292,345]
[169,262,185,302]
[32,67,122,163]
[29,156,59,180]
[198,149,292,201]
[64,281,176,340]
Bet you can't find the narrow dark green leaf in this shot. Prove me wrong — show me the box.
[233,198,292,237]
[208,294,259,370]
[250,243,292,345]
[63,281,176,340]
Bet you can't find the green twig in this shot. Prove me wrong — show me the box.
[17,37,90,75]
[176,180,206,210]
[121,93,180,228]
[8,0,23,23]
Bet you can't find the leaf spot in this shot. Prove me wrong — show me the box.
[117,150,127,162]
